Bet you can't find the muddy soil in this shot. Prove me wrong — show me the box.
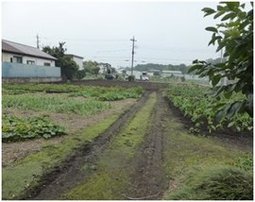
[124,92,169,200]
[25,92,150,200]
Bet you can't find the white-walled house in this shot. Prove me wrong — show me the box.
[2,39,61,82]
[66,54,84,70]
[2,39,57,66]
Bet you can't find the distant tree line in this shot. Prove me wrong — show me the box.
[132,63,190,74]
[127,59,223,75]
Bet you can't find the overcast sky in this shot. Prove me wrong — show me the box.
[2,1,223,68]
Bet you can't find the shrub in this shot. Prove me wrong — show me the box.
[169,166,253,200]
[128,75,135,81]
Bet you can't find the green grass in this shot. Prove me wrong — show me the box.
[168,166,253,200]
[64,93,157,200]
[162,113,253,200]
[2,113,121,199]
[3,94,111,115]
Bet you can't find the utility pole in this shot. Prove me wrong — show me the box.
[130,36,137,76]
[36,34,40,49]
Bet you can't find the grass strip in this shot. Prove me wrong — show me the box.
[162,112,253,200]
[2,113,122,199]
[63,93,157,200]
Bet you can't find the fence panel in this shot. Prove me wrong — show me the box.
[2,62,61,78]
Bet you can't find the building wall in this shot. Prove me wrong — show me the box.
[71,56,83,70]
[2,52,55,67]
[2,62,61,78]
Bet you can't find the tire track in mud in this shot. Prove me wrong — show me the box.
[25,92,150,200]
[124,92,169,200]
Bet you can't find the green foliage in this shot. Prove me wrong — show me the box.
[43,42,79,80]
[2,115,66,142]
[234,154,253,171]
[75,69,86,80]
[127,75,135,81]
[83,60,100,76]
[3,84,144,102]
[169,166,253,200]
[167,83,252,133]
[190,2,253,121]
[2,83,81,94]
[3,94,111,116]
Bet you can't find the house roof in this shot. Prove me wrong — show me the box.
[2,39,57,60]
[66,54,83,59]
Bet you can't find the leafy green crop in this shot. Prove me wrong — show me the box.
[2,94,111,115]
[167,83,252,133]
[3,84,143,102]
[2,115,66,142]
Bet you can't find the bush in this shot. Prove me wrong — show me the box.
[76,69,86,80]
[169,166,253,200]
[128,75,135,81]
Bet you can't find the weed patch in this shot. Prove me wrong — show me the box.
[168,166,253,200]
[3,94,110,115]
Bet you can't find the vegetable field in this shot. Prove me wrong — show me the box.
[166,83,252,133]
[2,81,253,200]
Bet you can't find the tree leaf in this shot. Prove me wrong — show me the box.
[205,27,218,33]
[202,7,216,16]
[211,75,222,86]
[214,10,225,19]
[221,12,236,21]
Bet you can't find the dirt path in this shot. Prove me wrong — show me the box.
[124,92,168,200]
[26,92,150,200]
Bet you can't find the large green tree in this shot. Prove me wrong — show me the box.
[43,42,79,80]
[190,2,253,120]
[83,61,100,76]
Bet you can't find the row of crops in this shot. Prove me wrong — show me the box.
[166,83,252,133]
[2,83,144,142]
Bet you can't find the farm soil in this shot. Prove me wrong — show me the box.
[25,92,150,199]
[2,98,136,167]
[3,81,252,200]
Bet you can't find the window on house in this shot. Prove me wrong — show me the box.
[13,56,23,63]
[44,62,51,66]
[10,58,13,63]
[27,60,35,65]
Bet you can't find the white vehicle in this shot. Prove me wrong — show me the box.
[140,72,149,81]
